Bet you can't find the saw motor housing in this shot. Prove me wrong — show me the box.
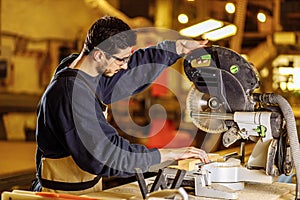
[184,46,260,113]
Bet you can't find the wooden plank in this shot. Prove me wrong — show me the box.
[177,143,256,171]
[178,153,225,171]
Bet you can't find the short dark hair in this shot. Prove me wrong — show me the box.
[83,16,137,55]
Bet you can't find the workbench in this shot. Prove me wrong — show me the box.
[0,141,297,199]
[0,141,36,192]
[85,142,297,199]
[89,178,296,200]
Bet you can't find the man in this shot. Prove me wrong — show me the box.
[33,16,209,194]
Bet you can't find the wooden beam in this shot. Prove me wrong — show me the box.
[84,0,153,28]
[230,0,248,53]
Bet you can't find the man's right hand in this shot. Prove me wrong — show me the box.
[158,146,209,164]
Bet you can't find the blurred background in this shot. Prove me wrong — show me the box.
[1,0,300,145]
[1,0,299,144]
[1,0,300,193]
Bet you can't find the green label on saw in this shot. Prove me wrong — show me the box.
[201,54,211,60]
[230,64,239,74]
[254,125,266,137]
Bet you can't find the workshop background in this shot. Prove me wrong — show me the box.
[0,0,300,194]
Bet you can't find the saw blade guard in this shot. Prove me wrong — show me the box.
[184,46,260,133]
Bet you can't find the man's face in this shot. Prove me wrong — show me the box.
[100,47,132,77]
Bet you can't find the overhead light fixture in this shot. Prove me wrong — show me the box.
[275,67,300,91]
[278,67,300,75]
[257,12,267,23]
[202,24,237,41]
[179,19,224,37]
[178,14,189,24]
[225,2,235,14]
[279,78,300,91]
[273,32,296,45]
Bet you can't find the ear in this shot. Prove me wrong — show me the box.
[93,50,104,62]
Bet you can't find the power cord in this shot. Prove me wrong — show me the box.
[295,174,299,200]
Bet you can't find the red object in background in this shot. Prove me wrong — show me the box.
[146,119,193,148]
[151,69,169,97]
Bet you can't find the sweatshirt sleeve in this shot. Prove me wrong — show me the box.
[100,40,181,104]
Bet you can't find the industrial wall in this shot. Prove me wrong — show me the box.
[1,0,102,90]
[1,0,101,139]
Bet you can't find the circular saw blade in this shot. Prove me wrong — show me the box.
[186,86,228,134]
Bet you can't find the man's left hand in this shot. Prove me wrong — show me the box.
[176,39,208,55]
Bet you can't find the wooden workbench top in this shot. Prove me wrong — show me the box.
[84,177,296,200]
[0,141,36,178]
[86,143,297,199]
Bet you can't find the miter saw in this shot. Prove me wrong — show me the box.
[135,46,300,199]
[181,46,300,199]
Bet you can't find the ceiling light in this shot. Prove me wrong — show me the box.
[178,14,189,24]
[278,67,300,75]
[257,12,266,23]
[202,24,237,41]
[225,2,235,14]
[179,19,224,37]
